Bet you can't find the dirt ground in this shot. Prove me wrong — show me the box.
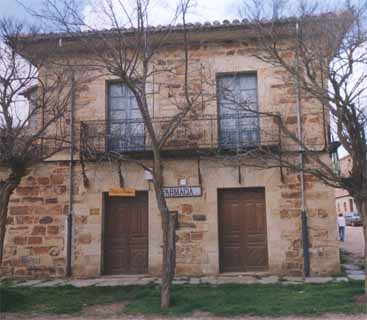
[341,226,365,257]
[2,313,367,320]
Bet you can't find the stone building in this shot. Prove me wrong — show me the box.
[335,155,356,215]
[0,18,340,278]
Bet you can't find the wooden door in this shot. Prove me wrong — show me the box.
[104,192,148,275]
[219,188,268,273]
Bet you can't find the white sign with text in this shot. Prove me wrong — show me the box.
[163,186,202,198]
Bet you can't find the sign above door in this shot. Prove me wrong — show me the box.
[163,186,202,198]
[109,188,136,197]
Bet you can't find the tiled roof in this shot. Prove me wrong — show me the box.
[18,13,340,42]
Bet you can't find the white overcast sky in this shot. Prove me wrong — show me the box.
[1,0,240,27]
[0,0,348,28]
[83,0,240,29]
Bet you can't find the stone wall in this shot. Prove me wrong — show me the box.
[1,163,69,277]
[2,157,339,278]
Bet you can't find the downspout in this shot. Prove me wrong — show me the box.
[320,61,329,151]
[66,72,76,277]
[295,21,310,278]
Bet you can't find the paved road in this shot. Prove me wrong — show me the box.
[341,226,365,257]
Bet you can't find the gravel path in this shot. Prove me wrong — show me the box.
[341,226,365,257]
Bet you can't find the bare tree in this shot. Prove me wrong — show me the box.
[29,0,211,308]
[0,19,77,264]
[238,0,367,298]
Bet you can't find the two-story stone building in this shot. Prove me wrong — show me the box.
[0,18,340,278]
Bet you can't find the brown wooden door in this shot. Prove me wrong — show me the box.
[104,192,148,275]
[219,188,268,273]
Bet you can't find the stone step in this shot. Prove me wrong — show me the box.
[6,274,360,288]
[348,274,365,281]
[342,263,362,271]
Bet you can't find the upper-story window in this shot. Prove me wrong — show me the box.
[217,73,259,148]
[108,82,144,151]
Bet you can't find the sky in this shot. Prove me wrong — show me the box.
[0,0,45,21]
[82,0,240,30]
[0,0,353,29]
[0,0,240,27]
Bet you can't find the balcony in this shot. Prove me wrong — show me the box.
[79,114,281,159]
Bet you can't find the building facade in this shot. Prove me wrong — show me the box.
[0,20,340,278]
[335,155,356,215]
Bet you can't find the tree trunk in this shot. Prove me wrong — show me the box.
[160,211,177,309]
[354,198,367,296]
[0,173,22,265]
[364,216,367,297]
[151,161,176,309]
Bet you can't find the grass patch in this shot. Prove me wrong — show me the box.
[0,285,144,315]
[1,281,366,317]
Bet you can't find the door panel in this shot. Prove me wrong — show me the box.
[219,188,268,273]
[220,198,243,272]
[104,192,148,275]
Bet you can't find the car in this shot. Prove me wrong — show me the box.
[344,212,363,226]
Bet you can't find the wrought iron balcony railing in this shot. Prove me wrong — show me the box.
[80,114,280,158]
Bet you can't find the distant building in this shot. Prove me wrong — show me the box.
[335,155,356,214]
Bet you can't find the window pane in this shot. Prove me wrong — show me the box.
[239,75,257,90]
[238,115,258,128]
[220,102,237,115]
[110,123,127,135]
[130,107,143,119]
[109,97,124,111]
[239,89,257,111]
[218,76,236,92]
[109,83,125,97]
[218,77,236,106]
[110,110,126,121]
